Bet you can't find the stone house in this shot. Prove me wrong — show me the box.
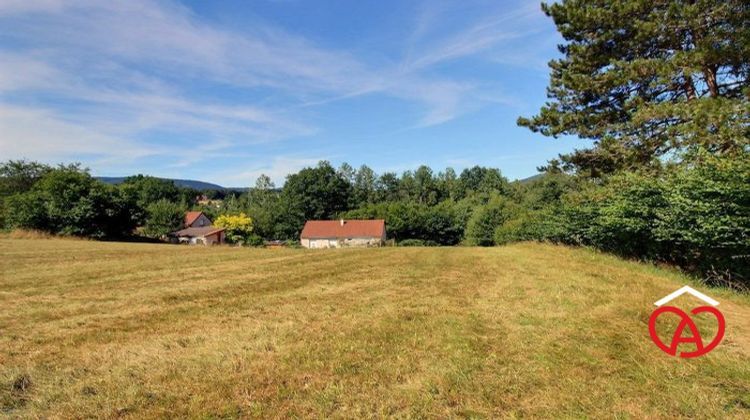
[300,219,386,248]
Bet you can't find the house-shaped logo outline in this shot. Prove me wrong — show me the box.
[654,285,719,307]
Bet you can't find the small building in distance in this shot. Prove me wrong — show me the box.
[300,219,386,248]
[169,212,225,245]
[184,211,212,228]
[196,194,222,208]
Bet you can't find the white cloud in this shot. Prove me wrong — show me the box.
[0,0,64,16]
[216,156,324,187]
[1,0,374,97]
[403,1,543,70]
[0,51,62,91]
[0,0,550,178]
[0,104,155,163]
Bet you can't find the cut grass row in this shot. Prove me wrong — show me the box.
[1,238,749,418]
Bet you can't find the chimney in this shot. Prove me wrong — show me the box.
[340,219,345,226]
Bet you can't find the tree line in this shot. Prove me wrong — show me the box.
[1,0,747,288]
[1,155,748,287]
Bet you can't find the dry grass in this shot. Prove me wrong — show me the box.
[1,238,749,418]
[2,229,66,240]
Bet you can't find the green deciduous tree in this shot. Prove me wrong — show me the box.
[242,174,278,240]
[119,175,185,225]
[458,166,509,198]
[214,213,254,244]
[0,160,53,197]
[342,200,466,245]
[353,164,377,206]
[143,199,184,238]
[4,167,135,238]
[276,161,352,238]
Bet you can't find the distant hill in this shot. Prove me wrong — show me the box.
[96,176,239,191]
[97,173,545,190]
[516,173,545,184]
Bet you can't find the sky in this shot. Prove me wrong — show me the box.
[0,0,588,187]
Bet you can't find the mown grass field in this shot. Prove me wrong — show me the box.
[1,238,749,418]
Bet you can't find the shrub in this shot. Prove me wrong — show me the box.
[214,213,254,244]
[284,239,302,248]
[555,154,749,288]
[494,207,567,245]
[654,154,750,287]
[585,172,667,258]
[343,200,465,245]
[465,194,517,246]
[244,234,265,247]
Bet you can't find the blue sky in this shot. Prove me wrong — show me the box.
[0,0,587,187]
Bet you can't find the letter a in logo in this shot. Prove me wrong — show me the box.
[648,286,725,358]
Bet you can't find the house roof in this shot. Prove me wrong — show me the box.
[171,226,225,238]
[184,211,204,226]
[300,219,385,239]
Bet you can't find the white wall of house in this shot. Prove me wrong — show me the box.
[301,236,384,248]
[177,231,224,245]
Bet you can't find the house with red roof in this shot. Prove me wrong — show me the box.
[184,211,212,228]
[169,211,225,245]
[300,219,386,248]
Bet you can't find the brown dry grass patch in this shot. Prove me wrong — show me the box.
[1,239,749,418]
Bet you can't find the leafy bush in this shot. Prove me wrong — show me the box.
[549,154,749,287]
[495,154,749,288]
[494,207,567,245]
[343,200,466,245]
[653,154,750,286]
[214,213,254,244]
[284,239,302,248]
[244,234,265,247]
[465,194,517,246]
[585,172,667,258]
[4,168,135,238]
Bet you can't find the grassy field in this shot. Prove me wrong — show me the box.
[1,238,749,418]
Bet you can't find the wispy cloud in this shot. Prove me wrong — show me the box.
[217,156,325,186]
[0,0,552,181]
[0,104,155,163]
[403,3,541,71]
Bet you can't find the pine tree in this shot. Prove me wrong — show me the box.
[519,0,750,177]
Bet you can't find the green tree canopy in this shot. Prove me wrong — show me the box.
[214,213,254,244]
[458,166,509,198]
[519,0,750,177]
[0,160,54,197]
[119,175,185,225]
[276,161,352,237]
[143,199,184,238]
[4,166,135,238]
